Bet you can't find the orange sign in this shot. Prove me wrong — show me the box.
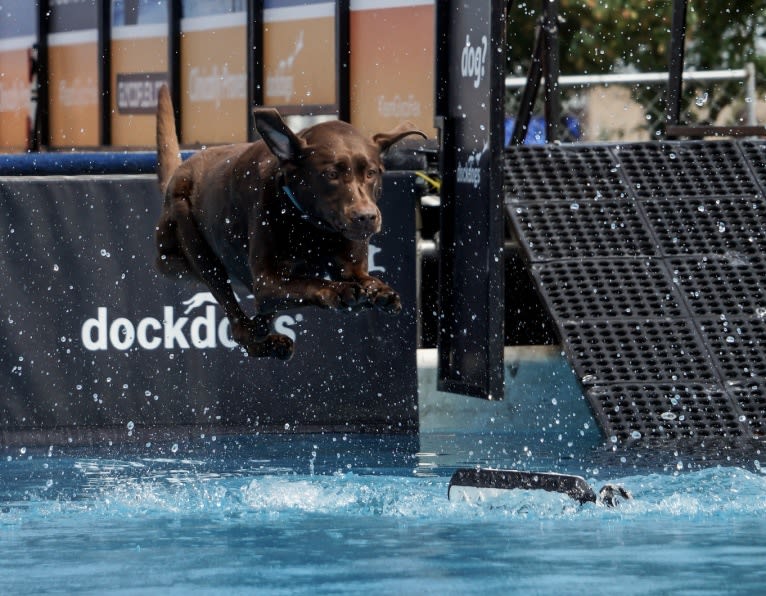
[349,0,435,137]
[180,13,248,145]
[0,43,33,151]
[48,30,100,147]
[111,24,168,147]
[263,1,336,112]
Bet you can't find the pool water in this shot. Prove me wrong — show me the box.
[3,432,766,595]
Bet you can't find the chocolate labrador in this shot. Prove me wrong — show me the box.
[154,85,425,359]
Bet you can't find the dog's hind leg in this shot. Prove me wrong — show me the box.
[155,214,198,280]
[169,196,294,359]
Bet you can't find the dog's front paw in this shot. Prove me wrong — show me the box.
[242,333,294,359]
[262,333,295,360]
[360,279,402,313]
[315,282,365,309]
[232,318,295,359]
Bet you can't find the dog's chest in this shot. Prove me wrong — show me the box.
[271,212,338,273]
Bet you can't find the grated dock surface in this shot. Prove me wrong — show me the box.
[506,140,766,451]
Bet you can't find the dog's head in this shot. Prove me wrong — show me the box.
[255,109,426,241]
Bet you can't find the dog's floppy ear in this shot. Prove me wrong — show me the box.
[254,108,304,162]
[372,122,427,153]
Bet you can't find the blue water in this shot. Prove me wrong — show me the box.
[3,433,766,595]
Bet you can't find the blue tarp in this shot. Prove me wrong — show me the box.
[0,151,195,176]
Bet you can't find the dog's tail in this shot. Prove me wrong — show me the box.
[156,84,182,195]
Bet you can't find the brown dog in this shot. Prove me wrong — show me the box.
[154,85,425,359]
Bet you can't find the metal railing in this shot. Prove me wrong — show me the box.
[505,64,757,142]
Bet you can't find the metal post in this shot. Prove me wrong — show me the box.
[247,0,264,140]
[665,0,688,134]
[542,0,560,143]
[511,23,544,145]
[168,0,182,141]
[745,62,757,126]
[34,0,51,150]
[336,0,350,122]
[97,0,112,146]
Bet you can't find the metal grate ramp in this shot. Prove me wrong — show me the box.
[505,140,766,452]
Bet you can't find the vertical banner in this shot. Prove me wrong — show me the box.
[180,1,248,144]
[48,0,100,147]
[263,0,336,115]
[0,1,36,151]
[110,0,169,146]
[348,0,435,137]
[436,1,506,399]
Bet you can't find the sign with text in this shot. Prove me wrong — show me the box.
[0,0,36,150]
[48,0,100,147]
[263,0,336,114]
[0,173,418,444]
[180,11,248,144]
[436,0,506,399]
[111,2,168,146]
[349,0,435,137]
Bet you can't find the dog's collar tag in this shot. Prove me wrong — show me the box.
[282,185,306,215]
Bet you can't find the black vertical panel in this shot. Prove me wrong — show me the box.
[541,0,560,143]
[167,0,182,139]
[665,0,688,133]
[97,0,111,145]
[35,0,51,150]
[247,0,264,140]
[335,0,350,123]
[436,1,506,400]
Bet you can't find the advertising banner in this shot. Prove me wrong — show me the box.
[111,0,169,146]
[263,0,336,114]
[0,172,417,444]
[180,7,248,144]
[0,0,36,151]
[349,0,435,137]
[48,0,100,147]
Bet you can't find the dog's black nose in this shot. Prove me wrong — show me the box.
[351,210,379,226]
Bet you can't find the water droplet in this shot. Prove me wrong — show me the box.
[127,421,135,430]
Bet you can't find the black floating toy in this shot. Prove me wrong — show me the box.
[448,468,632,507]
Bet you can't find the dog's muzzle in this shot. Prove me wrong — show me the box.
[342,205,381,240]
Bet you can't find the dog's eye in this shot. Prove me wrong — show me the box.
[325,169,339,180]
[366,168,378,179]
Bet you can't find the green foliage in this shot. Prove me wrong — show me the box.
[508,0,765,75]
[507,1,766,129]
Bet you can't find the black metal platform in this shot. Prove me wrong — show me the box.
[505,140,766,451]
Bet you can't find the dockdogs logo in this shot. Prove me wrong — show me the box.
[461,34,488,89]
[79,246,387,352]
[80,293,302,352]
[456,140,489,189]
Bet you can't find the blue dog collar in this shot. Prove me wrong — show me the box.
[282,185,305,214]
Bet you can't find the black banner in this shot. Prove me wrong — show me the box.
[0,172,418,444]
[116,73,169,114]
[436,0,506,399]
